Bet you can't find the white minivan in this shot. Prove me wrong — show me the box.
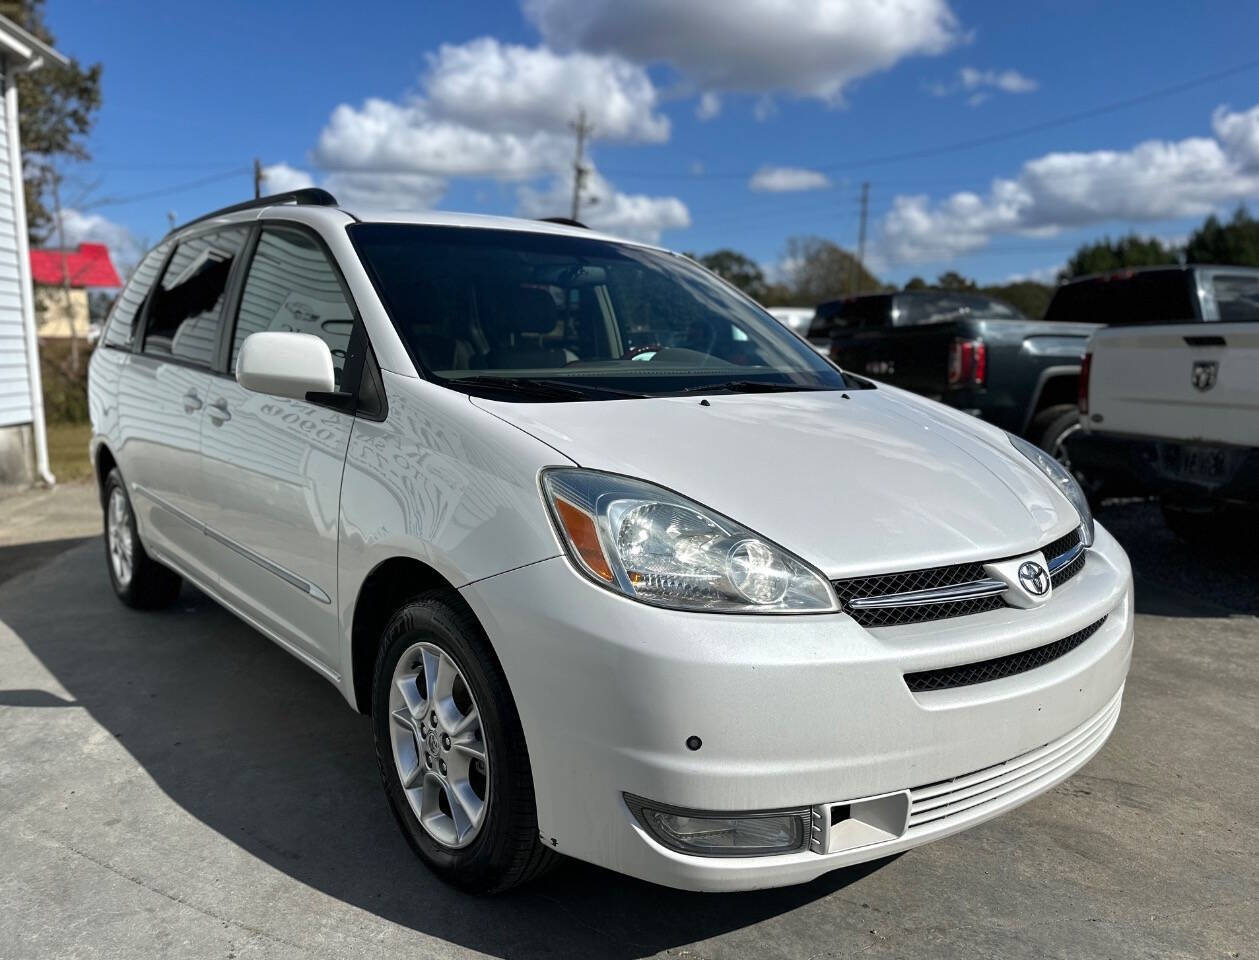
[88,190,1133,893]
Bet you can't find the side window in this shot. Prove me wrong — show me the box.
[231,226,355,384]
[144,228,247,366]
[1212,274,1259,321]
[102,241,171,348]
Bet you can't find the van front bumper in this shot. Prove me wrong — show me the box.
[459,523,1133,891]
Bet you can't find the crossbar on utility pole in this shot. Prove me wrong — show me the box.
[569,109,594,221]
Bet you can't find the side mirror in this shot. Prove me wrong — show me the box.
[236,331,335,400]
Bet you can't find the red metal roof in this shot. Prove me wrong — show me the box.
[30,243,123,288]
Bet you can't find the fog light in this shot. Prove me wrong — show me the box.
[625,794,810,857]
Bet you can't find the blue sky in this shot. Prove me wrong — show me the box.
[48,0,1259,288]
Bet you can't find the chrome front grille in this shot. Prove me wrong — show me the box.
[834,528,1085,628]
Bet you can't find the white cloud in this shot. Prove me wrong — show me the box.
[749,166,832,192]
[931,66,1037,105]
[323,172,448,211]
[752,94,778,122]
[303,35,689,238]
[424,37,668,142]
[517,165,690,244]
[314,97,571,180]
[879,103,1259,265]
[1212,103,1259,170]
[696,91,722,121]
[260,163,315,194]
[524,0,962,104]
[960,67,1037,94]
[56,209,144,274]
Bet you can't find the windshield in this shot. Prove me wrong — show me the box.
[349,224,853,400]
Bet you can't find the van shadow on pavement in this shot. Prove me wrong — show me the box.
[1,543,889,959]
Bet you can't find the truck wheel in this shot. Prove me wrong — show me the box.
[103,468,183,609]
[371,591,559,893]
[1029,404,1081,468]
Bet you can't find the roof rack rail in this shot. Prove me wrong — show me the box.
[537,216,588,229]
[168,188,338,235]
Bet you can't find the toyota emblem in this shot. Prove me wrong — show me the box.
[1018,560,1050,597]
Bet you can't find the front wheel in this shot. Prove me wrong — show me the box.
[371,592,558,893]
[103,468,182,609]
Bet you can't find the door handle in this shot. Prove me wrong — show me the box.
[182,390,202,413]
[207,398,232,424]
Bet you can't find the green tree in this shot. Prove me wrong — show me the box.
[696,249,768,298]
[1184,206,1259,266]
[935,270,977,291]
[903,276,929,290]
[1060,233,1177,280]
[0,0,103,243]
[782,235,881,305]
[978,281,1053,320]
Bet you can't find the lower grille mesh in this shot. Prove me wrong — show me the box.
[904,615,1108,693]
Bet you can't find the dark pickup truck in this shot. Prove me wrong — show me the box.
[808,291,1096,458]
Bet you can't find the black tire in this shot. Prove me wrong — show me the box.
[1029,404,1081,466]
[371,592,558,893]
[102,468,183,609]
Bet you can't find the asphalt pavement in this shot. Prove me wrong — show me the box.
[0,486,1255,959]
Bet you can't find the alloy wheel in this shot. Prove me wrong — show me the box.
[107,487,135,589]
[388,640,490,849]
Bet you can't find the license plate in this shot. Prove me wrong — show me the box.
[1160,444,1234,484]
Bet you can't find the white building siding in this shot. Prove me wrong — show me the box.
[0,58,30,428]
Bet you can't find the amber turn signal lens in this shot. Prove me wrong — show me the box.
[553,497,614,582]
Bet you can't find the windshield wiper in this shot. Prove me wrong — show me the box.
[679,380,830,395]
[450,376,646,401]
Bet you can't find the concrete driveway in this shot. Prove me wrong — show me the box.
[0,488,1255,959]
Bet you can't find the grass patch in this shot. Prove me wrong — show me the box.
[46,422,93,484]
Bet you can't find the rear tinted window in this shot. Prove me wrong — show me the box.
[894,292,1023,325]
[1044,271,1196,325]
[144,228,248,366]
[102,241,171,348]
[1212,274,1259,320]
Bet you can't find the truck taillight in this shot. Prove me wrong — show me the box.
[948,338,986,386]
[1078,352,1092,415]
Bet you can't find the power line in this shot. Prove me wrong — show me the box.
[599,55,1259,182]
[83,166,251,210]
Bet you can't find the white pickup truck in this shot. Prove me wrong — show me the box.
[1068,320,1259,542]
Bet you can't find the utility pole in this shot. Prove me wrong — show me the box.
[253,157,263,199]
[568,109,594,221]
[50,168,80,375]
[167,210,177,231]
[849,181,870,294]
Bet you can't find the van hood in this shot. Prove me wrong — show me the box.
[471,387,1076,578]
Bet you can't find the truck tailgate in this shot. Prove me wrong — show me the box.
[1087,322,1259,445]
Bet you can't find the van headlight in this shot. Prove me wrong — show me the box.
[541,469,837,613]
[1008,433,1094,547]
